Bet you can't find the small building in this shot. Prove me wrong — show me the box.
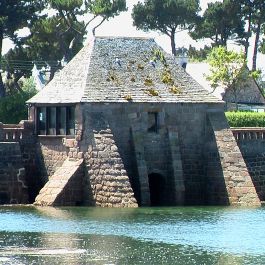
[23,36,260,207]
[187,63,265,111]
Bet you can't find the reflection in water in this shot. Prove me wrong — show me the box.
[0,206,264,264]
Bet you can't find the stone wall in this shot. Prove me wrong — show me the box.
[206,112,260,206]
[0,142,28,204]
[0,121,40,203]
[232,128,265,201]
[36,138,68,183]
[80,102,210,206]
[34,159,84,206]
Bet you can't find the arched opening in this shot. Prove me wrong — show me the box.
[148,173,165,206]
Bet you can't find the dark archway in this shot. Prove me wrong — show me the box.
[148,173,165,206]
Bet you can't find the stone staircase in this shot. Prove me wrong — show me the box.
[34,158,84,206]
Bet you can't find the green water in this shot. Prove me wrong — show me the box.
[0,206,264,264]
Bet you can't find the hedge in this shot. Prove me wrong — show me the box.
[225,111,265,127]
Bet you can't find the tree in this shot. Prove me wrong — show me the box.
[0,0,46,97]
[1,0,127,95]
[26,15,85,80]
[0,78,37,124]
[50,0,127,36]
[249,0,265,70]
[132,0,200,56]
[190,0,244,47]
[207,46,253,110]
[237,0,265,70]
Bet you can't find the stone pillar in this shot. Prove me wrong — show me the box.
[167,126,185,205]
[131,127,150,206]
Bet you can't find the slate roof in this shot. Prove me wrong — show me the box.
[28,36,222,104]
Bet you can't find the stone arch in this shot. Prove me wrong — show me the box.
[148,173,165,206]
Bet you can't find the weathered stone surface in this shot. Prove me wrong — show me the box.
[0,142,28,204]
[83,114,138,207]
[206,112,261,206]
[34,159,84,206]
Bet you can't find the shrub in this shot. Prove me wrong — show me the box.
[225,111,265,127]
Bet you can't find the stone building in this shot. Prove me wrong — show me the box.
[187,63,265,111]
[23,36,261,207]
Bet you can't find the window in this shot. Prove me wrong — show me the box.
[148,112,159,133]
[37,107,46,135]
[37,106,75,136]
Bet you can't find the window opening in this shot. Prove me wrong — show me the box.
[37,106,75,136]
[47,107,56,135]
[67,106,75,135]
[37,107,47,135]
[57,107,66,135]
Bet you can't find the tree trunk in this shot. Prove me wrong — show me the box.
[0,31,6,97]
[252,21,261,71]
[244,13,252,59]
[170,30,176,56]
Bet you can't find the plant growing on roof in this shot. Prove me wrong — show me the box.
[145,88,159,96]
[124,95,132,101]
[169,85,182,94]
[144,76,154,86]
[161,69,174,85]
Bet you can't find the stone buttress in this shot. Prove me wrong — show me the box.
[84,113,138,207]
[206,111,261,206]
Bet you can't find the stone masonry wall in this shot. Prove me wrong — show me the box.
[36,138,68,183]
[232,129,265,201]
[80,102,208,206]
[82,113,138,207]
[206,112,260,206]
[0,142,28,204]
[0,121,40,203]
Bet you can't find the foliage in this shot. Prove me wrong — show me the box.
[0,78,37,124]
[49,0,127,35]
[207,46,255,109]
[132,0,200,56]
[207,46,247,89]
[0,0,46,97]
[175,45,213,62]
[190,0,244,46]
[225,111,265,127]
[0,0,127,98]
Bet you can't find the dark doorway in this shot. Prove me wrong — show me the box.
[148,173,165,206]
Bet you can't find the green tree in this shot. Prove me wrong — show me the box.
[26,15,85,80]
[132,0,200,56]
[0,0,46,97]
[0,77,37,124]
[207,46,251,109]
[190,0,244,47]
[50,0,127,35]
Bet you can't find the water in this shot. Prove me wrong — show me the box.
[0,206,264,264]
